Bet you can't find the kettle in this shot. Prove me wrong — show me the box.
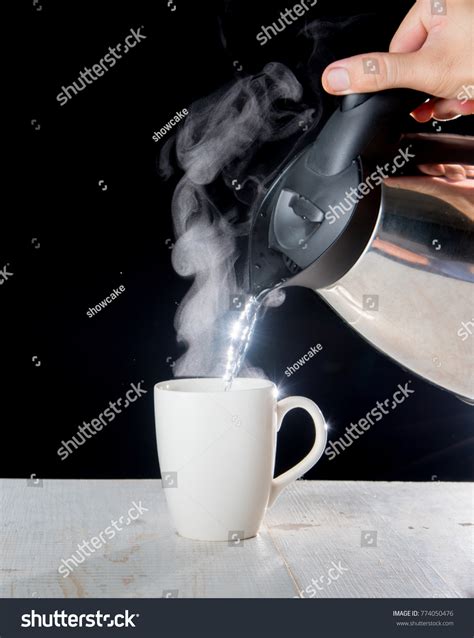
[249,89,474,402]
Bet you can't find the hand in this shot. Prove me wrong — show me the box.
[321,0,474,121]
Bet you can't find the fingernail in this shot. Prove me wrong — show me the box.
[326,67,351,92]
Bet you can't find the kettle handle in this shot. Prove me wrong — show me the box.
[307,89,428,176]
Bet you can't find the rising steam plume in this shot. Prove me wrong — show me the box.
[159,62,317,377]
[159,13,358,377]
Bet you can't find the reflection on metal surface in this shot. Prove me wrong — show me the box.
[318,185,474,400]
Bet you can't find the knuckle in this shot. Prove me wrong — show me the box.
[381,55,401,89]
[371,55,392,90]
[353,55,388,91]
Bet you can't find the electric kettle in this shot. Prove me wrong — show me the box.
[249,89,474,402]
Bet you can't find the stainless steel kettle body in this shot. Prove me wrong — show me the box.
[249,89,473,402]
[294,185,474,402]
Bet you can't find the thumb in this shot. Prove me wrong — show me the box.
[322,51,431,95]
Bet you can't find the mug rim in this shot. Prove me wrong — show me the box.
[154,377,275,394]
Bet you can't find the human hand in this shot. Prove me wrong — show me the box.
[321,0,474,121]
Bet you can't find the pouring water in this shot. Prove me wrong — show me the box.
[223,291,269,391]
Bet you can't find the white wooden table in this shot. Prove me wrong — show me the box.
[1,480,472,598]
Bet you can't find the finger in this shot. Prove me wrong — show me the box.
[418,164,474,179]
[385,175,474,199]
[415,163,466,181]
[410,98,438,122]
[442,164,468,181]
[417,163,449,176]
[389,2,427,53]
[411,97,474,122]
[432,98,474,120]
[464,166,474,178]
[322,51,431,95]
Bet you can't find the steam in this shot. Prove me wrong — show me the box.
[159,62,316,378]
[158,15,373,379]
[160,63,313,376]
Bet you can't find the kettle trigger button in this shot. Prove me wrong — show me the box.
[288,192,325,223]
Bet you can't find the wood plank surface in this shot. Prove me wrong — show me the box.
[266,481,473,598]
[0,480,471,598]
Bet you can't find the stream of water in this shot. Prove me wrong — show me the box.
[223,291,268,391]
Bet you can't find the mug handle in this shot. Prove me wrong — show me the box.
[267,396,327,508]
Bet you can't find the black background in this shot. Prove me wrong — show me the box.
[4,0,472,480]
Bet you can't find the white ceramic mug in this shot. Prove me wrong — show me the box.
[154,377,327,541]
